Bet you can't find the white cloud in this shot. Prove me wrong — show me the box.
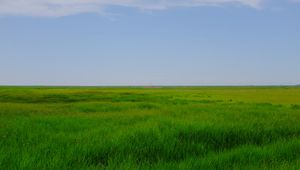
[0,0,264,17]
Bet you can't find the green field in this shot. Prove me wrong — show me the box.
[0,86,300,169]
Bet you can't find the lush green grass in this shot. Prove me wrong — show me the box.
[0,86,300,169]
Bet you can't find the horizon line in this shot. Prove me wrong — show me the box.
[0,85,299,88]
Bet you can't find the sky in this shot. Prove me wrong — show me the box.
[0,0,299,86]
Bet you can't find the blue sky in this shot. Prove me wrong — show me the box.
[0,0,299,86]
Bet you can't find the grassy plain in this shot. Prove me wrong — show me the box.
[0,86,300,169]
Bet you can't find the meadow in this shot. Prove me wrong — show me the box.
[0,86,300,169]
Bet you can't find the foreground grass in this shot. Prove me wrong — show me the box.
[0,86,300,169]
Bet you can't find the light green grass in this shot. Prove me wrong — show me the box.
[0,86,300,169]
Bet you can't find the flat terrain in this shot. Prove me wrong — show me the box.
[0,86,300,169]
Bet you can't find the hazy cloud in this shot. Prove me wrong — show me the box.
[0,0,265,17]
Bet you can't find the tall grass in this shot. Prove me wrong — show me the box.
[0,86,300,169]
